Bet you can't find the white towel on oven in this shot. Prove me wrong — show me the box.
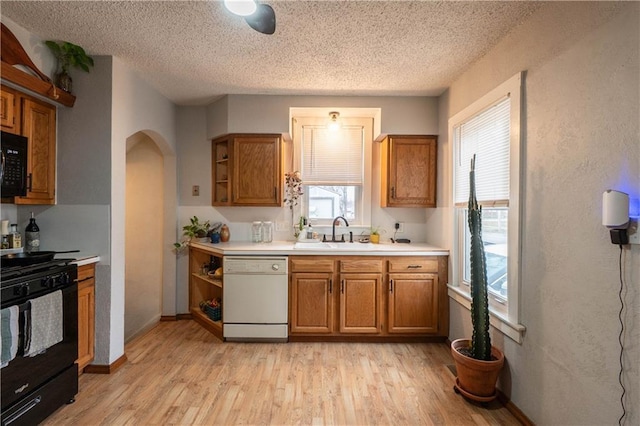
[25,290,63,357]
[1,305,19,367]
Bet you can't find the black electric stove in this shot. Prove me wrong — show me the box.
[1,258,79,426]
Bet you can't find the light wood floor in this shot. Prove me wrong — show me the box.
[44,320,521,425]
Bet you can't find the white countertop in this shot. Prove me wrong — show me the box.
[190,240,448,256]
[52,252,101,266]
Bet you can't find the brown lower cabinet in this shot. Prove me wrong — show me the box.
[77,263,96,374]
[289,255,448,340]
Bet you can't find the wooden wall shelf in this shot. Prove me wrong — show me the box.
[1,61,76,107]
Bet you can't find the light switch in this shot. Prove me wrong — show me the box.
[192,185,200,196]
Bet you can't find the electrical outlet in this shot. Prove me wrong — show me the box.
[192,185,200,196]
[395,222,404,233]
[275,221,288,232]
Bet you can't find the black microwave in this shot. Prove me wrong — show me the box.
[1,131,28,197]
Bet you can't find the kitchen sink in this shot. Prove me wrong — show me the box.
[293,241,376,251]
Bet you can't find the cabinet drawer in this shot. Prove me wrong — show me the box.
[388,258,438,273]
[77,264,96,282]
[340,259,383,273]
[290,257,334,273]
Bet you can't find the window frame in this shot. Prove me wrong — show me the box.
[292,116,373,227]
[448,72,526,343]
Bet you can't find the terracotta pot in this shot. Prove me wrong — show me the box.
[451,338,504,402]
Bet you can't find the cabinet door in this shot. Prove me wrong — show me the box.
[77,272,95,373]
[339,273,381,334]
[0,86,17,132]
[17,97,56,204]
[382,135,437,207]
[387,273,438,334]
[290,272,334,334]
[232,135,281,206]
[212,136,231,205]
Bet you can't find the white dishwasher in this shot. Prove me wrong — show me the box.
[223,256,288,342]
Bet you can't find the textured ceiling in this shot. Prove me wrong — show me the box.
[1,1,541,105]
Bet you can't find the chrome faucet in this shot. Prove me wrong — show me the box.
[331,216,349,242]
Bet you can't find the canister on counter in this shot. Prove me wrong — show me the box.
[8,224,21,248]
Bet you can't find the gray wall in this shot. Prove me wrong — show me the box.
[442,3,639,424]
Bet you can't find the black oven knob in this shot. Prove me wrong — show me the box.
[13,284,29,297]
[42,276,54,288]
[59,272,71,284]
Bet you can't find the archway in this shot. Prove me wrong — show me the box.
[125,131,175,342]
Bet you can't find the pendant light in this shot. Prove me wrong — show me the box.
[224,0,257,17]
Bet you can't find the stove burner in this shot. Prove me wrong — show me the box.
[1,259,75,283]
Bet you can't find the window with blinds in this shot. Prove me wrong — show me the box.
[300,126,364,185]
[454,96,511,206]
[293,116,373,226]
[449,72,523,333]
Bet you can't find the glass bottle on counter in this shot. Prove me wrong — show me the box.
[25,212,40,253]
[252,221,262,243]
[9,223,21,248]
[261,221,273,243]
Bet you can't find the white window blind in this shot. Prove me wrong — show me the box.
[454,96,511,205]
[300,126,364,185]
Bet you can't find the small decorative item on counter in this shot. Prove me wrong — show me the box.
[9,224,21,248]
[220,224,230,242]
[25,212,40,253]
[261,221,273,243]
[252,221,262,243]
[306,222,313,240]
[369,225,384,244]
[210,232,221,244]
[294,216,307,239]
[1,236,8,249]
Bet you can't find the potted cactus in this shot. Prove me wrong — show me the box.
[451,155,505,402]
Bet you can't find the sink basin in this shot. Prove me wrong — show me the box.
[293,241,376,251]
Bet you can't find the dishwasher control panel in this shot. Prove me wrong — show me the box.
[223,256,288,275]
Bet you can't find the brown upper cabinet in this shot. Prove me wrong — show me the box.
[381,135,437,208]
[1,84,56,205]
[212,133,282,206]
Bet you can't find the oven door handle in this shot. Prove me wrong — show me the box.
[3,395,42,425]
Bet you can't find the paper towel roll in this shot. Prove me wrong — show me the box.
[1,220,9,235]
[602,189,629,228]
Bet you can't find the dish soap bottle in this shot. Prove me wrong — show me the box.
[306,222,313,240]
[25,212,40,253]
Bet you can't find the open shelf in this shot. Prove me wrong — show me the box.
[191,273,222,288]
[191,308,223,340]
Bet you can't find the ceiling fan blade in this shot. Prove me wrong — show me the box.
[245,3,276,35]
